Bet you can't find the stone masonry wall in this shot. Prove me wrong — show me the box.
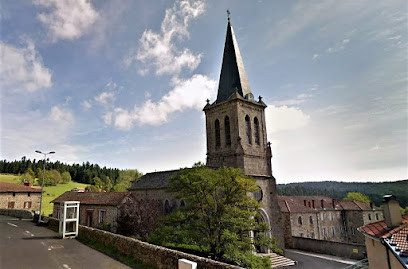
[47,217,240,269]
[292,236,366,260]
[0,208,34,219]
[0,192,41,211]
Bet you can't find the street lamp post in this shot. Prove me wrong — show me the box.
[35,150,55,223]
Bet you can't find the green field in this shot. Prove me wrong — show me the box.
[0,173,88,216]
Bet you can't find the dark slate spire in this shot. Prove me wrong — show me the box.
[216,18,252,103]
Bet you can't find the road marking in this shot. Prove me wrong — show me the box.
[63,264,71,269]
[25,230,35,236]
[7,222,17,227]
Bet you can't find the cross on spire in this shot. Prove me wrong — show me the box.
[226,9,230,21]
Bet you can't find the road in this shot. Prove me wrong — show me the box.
[0,214,130,269]
[285,249,357,269]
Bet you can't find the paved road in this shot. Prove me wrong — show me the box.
[285,249,357,269]
[0,215,130,269]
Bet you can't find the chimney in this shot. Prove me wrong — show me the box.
[382,195,402,228]
[332,199,336,209]
[24,182,31,187]
[369,202,374,209]
[312,200,315,208]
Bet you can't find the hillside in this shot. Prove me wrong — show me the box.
[277,180,408,208]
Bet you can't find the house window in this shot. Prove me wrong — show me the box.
[329,212,333,221]
[309,216,313,225]
[215,119,220,147]
[12,192,16,197]
[245,115,252,144]
[368,213,372,220]
[224,116,231,146]
[298,216,302,225]
[322,227,327,238]
[99,210,106,224]
[331,227,335,236]
[24,201,32,209]
[300,233,303,237]
[8,201,15,208]
[311,232,315,239]
[375,213,379,220]
[254,117,260,145]
[351,226,355,235]
[28,193,31,197]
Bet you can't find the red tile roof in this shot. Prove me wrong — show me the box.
[51,191,129,206]
[389,227,408,257]
[358,215,408,238]
[0,182,41,193]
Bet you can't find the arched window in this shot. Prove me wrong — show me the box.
[224,116,231,146]
[164,200,171,214]
[245,115,252,144]
[254,117,260,145]
[298,216,303,225]
[215,119,220,147]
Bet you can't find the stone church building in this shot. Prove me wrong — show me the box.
[129,18,285,250]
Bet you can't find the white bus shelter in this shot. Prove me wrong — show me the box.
[59,201,80,239]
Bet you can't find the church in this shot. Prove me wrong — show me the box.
[129,17,285,250]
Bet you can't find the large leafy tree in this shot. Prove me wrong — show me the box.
[344,192,371,204]
[150,164,281,268]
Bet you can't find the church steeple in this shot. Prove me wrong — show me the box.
[216,18,252,103]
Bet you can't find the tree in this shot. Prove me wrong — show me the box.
[149,164,280,268]
[61,171,71,184]
[117,193,164,240]
[344,192,371,204]
[113,169,142,191]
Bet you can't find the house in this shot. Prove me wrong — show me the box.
[278,195,383,247]
[129,16,285,250]
[51,191,129,232]
[0,182,41,211]
[359,195,408,269]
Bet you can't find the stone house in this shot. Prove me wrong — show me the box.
[129,17,285,250]
[0,182,41,211]
[51,191,129,232]
[359,195,408,269]
[278,195,383,247]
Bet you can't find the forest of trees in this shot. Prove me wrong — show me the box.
[0,157,141,191]
[277,180,408,208]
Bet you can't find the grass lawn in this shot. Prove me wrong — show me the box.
[0,173,20,183]
[42,181,89,216]
[1,173,88,216]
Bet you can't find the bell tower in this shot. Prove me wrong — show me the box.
[203,17,284,250]
[203,17,272,177]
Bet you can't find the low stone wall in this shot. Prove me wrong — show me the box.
[47,217,240,269]
[0,209,34,219]
[291,236,366,260]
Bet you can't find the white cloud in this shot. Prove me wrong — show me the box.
[107,74,216,129]
[50,105,74,127]
[265,105,310,133]
[34,0,99,42]
[312,54,319,60]
[81,100,92,110]
[326,38,350,53]
[125,0,205,76]
[95,91,116,106]
[103,112,113,125]
[0,41,52,92]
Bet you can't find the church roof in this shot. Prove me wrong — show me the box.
[129,169,180,190]
[216,18,252,104]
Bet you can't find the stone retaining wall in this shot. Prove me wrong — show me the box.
[292,236,366,260]
[47,217,240,269]
[0,208,34,219]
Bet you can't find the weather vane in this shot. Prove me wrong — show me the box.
[227,9,230,20]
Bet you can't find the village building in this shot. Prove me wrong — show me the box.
[0,182,41,211]
[359,195,408,269]
[278,195,383,247]
[51,191,129,233]
[129,17,285,250]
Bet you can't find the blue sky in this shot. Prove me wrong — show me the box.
[1,0,406,182]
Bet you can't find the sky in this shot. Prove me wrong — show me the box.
[1,0,407,183]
